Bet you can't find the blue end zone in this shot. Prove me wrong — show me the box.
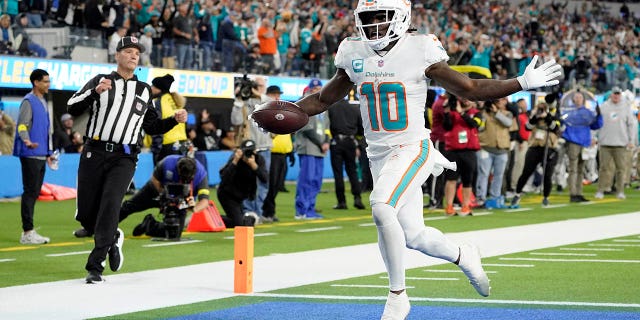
[169,301,640,320]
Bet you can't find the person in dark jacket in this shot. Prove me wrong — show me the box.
[218,11,245,72]
[217,139,267,228]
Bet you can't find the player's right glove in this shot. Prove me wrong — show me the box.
[517,55,562,90]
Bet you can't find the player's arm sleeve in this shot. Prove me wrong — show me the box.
[195,177,210,201]
[230,99,245,126]
[334,39,354,81]
[17,100,32,142]
[142,103,179,135]
[423,34,450,71]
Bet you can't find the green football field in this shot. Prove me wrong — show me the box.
[1,182,639,319]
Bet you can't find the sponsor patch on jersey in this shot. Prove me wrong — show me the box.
[352,59,364,73]
[377,59,384,68]
[135,101,143,112]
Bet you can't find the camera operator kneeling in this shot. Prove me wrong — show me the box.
[217,140,268,228]
[73,155,209,239]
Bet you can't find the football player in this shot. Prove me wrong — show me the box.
[266,0,560,318]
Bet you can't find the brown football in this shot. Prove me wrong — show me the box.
[251,100,309,134]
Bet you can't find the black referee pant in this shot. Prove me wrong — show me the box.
[262,152,287,218]
[330,137,361,205]
[76,143,138,273]
[19,157,46,232]
[515,146,558,198]
[217,188,245,228]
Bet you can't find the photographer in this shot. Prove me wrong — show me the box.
[217,140,268,228]
[476,97,514,208]
[231,76,272,218]
[73,155,209,238]
[442,94,482,216]
[511,101,561,207]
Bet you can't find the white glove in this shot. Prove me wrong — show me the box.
[516,55,562,90]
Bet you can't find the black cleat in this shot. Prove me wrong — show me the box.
[85,270,104,284]
[108,228,124,272]
[73,228,93,238]
[333,203,348,210]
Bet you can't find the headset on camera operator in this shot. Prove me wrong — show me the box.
[217,139,268,228]
[73,155,209,239]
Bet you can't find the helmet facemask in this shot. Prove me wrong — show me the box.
[355,0,411,51]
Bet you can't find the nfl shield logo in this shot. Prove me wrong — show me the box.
[378,60,384,68]
[135,102,143,111]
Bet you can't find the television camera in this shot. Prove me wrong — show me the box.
[158,183,192,240]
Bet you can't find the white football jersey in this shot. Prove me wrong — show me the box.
[335,33,449,155]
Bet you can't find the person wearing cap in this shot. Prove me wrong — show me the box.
[53,113,74,152]
[560,91,603,203]
[68,36,188,284]
[13,69,53,245]
[217,139,268,228]
[108,27,129,63]
[294,79,330,219]
[594,87,637,200]
[149,73,188,165]
[139,25,155,67]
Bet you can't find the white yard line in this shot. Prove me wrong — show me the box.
[296,226,343,233]
[46,251,91,257]
[560,247,623,251]
[142,240,203,247]
[1,212,639,320]
[0,258,15,263]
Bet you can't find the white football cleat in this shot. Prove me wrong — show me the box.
[381,291,410,320]
[458,244,491,297]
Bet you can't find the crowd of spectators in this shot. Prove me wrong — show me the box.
[0,0,639,93]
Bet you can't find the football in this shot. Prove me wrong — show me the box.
[251,100,309,134]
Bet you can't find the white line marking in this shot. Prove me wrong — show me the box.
[358,222,376,227]
[142,240,203,247]
[560,247,623,252]
[613,239,640,242]
[483,263,534,267]
[542,204,568,209]
[470,211,493,216]
[380,276,459,281]
[330,284,415,289]
[250,293,640,308]
[589,243,640,247]
[46,251,91,257]
[500,257,640,263]
[0,259,16,263]
[422,269,498,274]
[578,201,596,205]
[505,208,532,213]
[425,216,448,221]
[529,252,597,256]
[296,226,342,233]
[224,233,278,239]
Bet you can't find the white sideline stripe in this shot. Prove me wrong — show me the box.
[250,293,640,309]
[330,284,415,289]
[46,251,91,257]
[613,239,640,242]
[529,252,597,256]
[501,257,640,263]
[483,263,534,267]
[296,226,342,233]
[425,216,448,221]
[142,240,203,247]
[505,208,532,213]
[560,248,623,251]
[589,243,640,247]
[0,258,15,262]
[470,211,492,216]
[542,204,567,209]
[578,201,596,205]
[224,233,278,239]
[2,211,640,320]
[380,276,459,281]
[359,222,376,227]
[422,269,498,274]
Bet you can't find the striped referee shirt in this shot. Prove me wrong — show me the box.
[67,71,178,145]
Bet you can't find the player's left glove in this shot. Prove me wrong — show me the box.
[517,55,562,90]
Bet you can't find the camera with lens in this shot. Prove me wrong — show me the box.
[158,183,191,240]
[236,74,258,101]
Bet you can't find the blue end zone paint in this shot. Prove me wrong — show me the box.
[169,301,640,320]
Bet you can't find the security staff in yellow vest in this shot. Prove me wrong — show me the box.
[475,97,514,207]
[150,74,188,165]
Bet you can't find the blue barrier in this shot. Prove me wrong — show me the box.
[0,151,336,198]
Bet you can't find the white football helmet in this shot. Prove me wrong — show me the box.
[354,0,412,50]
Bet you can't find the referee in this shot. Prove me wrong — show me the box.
[67,36,187,283]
